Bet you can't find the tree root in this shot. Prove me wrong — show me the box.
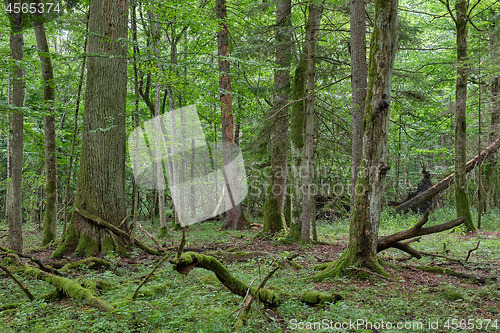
[19,265,114,312]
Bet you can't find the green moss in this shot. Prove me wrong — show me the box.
[300,290,342,305]
[200,272,219,285]
[444,291,463,301]
[263,186,283,233]
[74,233,99,257]
[51,224,79,258]
[101,236,115,255]
[455,188,476,231]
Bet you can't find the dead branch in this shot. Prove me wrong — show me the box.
[0,246,59,275]
[132,251,173,301]
[234,259,280,332]
[377,212,465,253]
[401,264,497,284]
[0,264,34,301]
[465,240,481,262]
[395,138,500,213]
[136,221,163,249]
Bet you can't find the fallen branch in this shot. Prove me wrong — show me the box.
[401,264,497,284]
[132,251,173,301]
[0,246,59,275]
[0,264,34,301]
[234,260,280,332]
[136,221,163,250]
[395,138,500,213]
[377,212,465,253]
[60,257,112,272]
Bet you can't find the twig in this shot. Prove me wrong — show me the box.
[136,221,163,249]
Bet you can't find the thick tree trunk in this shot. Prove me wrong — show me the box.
[263,0,291,234]
[34,22,58,245]
[217,0,246,230]
[6,5,25,253]
[349,0,367,210]
[314,0,398,280]
[301,2,323,243]
[53,0,129,257]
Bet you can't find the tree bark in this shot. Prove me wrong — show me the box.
[453,0,475,231]
[53,0,129,257]
[262,0,291,234]
[6,2,25,253]
[217,0,246,230]
[349,0,367,210]
[314,0,398,280]
[301,2,323,244]
[34,22,58,245]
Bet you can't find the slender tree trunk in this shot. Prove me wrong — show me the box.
[263,0,291,234]
[6,4,25,253]
[217,0,246,230]
[314,0,398,280]
[34,22,58,245]
[301,2,323,244]
[131,1,140,220]
[454,0,475,231]
[53,0,129,257]
[349,0,367,210]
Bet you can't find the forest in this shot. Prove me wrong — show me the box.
[0,0,499,331]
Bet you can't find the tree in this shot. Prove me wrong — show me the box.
[262,0,292,233]
[34,20,58,245]
[6,0,25,253]
[452,0,475,231]
[288,1,322,243]
[216,0,246,230]
[53,0,129,257]
[314,0,399,279]
[349,0,367,210]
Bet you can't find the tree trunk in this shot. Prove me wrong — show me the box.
[453,0,475,231]
[349,0,367,209]
[301,2,323,244]
[6,4,25,253]
[263,0,291,234]
[217,0,246,230]
[34,22,58,245]
[53,0,129,257]
[314,0,398,280]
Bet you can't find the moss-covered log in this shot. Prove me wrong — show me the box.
[171,252,281,307]
[20,265,114,312]
[402,265,497,284]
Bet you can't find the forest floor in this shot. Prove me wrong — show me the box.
[0,207,499,332]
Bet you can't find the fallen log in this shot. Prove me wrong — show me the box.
[19,265,114,312]
[395,137,500,213]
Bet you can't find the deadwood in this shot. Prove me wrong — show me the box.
[377,211,465,256]
[395,138,500,213]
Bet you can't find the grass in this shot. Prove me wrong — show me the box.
[0,207,499,332]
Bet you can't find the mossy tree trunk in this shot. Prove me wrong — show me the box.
[288,1,322,242]
[453,0,475,231]
[302,2,323,243]
[34,21,58,246]
[53,0,129,257]
[349,0,367,209]
[314,0,398,280]
[6,2,25,253]
[263,0,291,234]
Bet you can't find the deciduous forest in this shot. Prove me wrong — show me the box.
[0,0,499,331]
